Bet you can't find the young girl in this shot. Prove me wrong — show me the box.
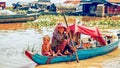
[41,35,53,56]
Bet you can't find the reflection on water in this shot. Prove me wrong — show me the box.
[0,28,54,68]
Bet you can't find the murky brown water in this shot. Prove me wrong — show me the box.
[0,24,54,68]
[0,21,120,68]
[0,23,24,30]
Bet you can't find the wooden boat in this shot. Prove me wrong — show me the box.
[25,40,120,65]
[0,13,40,23]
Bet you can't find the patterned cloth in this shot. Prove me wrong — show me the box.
[51,31,69,52]
[51,23,72,53]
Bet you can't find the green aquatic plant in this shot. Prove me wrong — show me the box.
[84,17,120,29]
[24,15,120,29]
[24,15,57,30]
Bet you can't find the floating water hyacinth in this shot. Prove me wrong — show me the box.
[24,15,120,30]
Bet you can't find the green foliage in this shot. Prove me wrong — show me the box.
[84,17,120,29]
[25,15,57,29]
[6,7,27,14]
[24,15,120,29]
[6,7,13,10]
[12,10,27,14]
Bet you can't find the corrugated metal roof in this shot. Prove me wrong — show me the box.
[81,0,120,3]
[81,0,106,2]
[107,0,120,3]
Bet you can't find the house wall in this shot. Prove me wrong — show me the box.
[0,2,6,9]
[106,5,120,15]
[80,0,120,16]
[96,4,105,17]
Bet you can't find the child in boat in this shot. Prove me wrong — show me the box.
[51,23,75,56]
[41,35,54,56]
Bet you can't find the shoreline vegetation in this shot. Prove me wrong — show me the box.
[3,8,120,29]
[24,15,120,30]
[1,15,120,33]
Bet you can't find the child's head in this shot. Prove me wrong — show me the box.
[43,35,50,45]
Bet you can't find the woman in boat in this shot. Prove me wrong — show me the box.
[41,35,55,56]
[51,23,75,56]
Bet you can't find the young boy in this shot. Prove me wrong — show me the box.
[41,35,53,56]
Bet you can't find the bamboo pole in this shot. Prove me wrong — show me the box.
[60,5,79,63]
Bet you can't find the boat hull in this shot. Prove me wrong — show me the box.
[0,13,40,23]
[25,40,120,65]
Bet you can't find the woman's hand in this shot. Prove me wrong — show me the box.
[66,27,70,34]
[60,39,63,43]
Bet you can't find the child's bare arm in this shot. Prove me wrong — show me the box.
[42,44,47,52]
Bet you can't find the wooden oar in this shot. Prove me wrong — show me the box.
[61,6,79,63]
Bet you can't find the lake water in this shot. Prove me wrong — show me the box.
[0,28,54,68]
[0,23,120,68]
[102,57,120,68]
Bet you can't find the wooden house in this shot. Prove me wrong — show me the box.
[77,0,120,16]
[105,0,120,16]
[29,0,51,10]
